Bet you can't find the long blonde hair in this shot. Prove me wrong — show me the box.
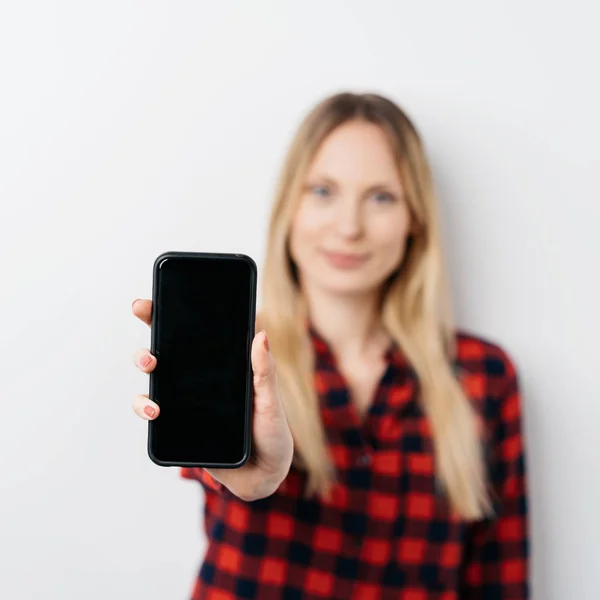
[259,92,492,520]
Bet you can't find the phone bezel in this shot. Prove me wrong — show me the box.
[147,250,257,469]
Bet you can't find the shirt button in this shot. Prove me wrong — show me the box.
[356,453,372,467]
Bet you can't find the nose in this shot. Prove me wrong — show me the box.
[334,198,363,239]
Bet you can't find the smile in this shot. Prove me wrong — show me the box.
[320,250,370,269]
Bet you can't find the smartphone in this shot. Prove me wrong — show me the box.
[148,251,257,468]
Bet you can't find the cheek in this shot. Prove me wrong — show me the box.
[372,213,411,262]
[290,200,329,247]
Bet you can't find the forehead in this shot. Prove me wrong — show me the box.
[306,120,401,186]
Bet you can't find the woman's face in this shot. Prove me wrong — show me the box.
[289,120,412,297]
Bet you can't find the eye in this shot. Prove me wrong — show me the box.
[309,185,332,198]
[371,191,395,203]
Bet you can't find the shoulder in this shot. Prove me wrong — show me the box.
[455,329,518,383]
[454,330,521,422]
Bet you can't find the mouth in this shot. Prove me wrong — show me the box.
[320,249,370,269]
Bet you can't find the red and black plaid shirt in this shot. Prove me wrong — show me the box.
[181,326,529,599]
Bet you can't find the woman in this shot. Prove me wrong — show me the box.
[131,92,529,599]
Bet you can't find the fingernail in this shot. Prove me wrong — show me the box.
[144,406,156,418]
[132,299,139,309]
[263,331,269,352]
[141,355,152,367]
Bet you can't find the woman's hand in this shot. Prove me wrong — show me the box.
[131,299,294,501]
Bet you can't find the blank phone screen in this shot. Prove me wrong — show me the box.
[149,254,255,466]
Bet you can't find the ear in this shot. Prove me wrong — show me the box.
[408,216,421,237]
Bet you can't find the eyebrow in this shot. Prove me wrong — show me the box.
[305,175,338,187]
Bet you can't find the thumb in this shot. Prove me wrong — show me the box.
[251,330,280,416]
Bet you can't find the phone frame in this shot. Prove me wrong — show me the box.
[147,250,257,469]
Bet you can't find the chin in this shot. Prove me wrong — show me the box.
[314,271,383,297]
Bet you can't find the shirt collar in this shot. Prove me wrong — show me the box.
[306,320,412,373]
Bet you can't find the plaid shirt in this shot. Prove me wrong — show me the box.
[181,326,529,599]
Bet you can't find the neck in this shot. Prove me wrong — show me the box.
[302,284,389,361]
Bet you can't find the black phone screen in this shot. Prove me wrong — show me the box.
[148,252,256,467]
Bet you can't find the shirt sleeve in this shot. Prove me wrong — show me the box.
[180,467,225,494]
[460,358,530,599]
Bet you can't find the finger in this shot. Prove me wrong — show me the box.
[251,330,281,417]
[133,348,156,373]
[133,394,160,420]
[132,299,152,327]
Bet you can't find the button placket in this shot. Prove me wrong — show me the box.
[356,452,372,467]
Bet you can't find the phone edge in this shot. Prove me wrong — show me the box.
[147,251,257,469]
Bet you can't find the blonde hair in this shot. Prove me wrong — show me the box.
[259,92,492,520]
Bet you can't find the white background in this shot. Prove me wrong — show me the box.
[1,1,598,598]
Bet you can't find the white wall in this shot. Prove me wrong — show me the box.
[1,1,598,598]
